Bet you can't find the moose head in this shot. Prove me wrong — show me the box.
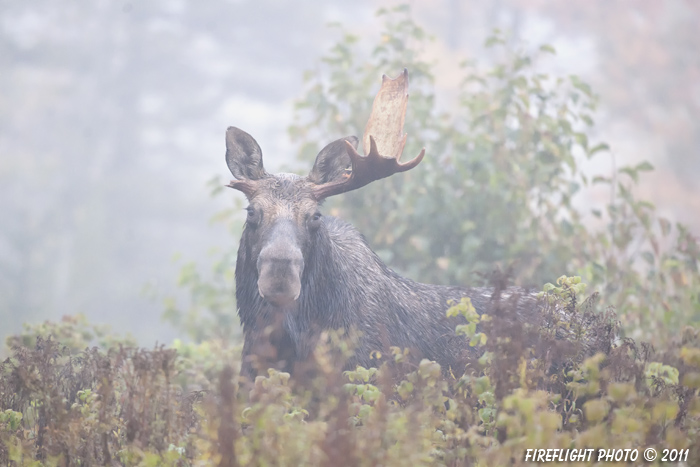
[225,69,424,308]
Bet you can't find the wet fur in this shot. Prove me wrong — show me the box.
[236,210,536,379]
[225,128,541,381]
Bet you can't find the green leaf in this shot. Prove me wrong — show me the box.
[619,166,639,183]
[539,44,556,54]
[635,160,654,172]
[484,35,505,48]
[587,142,609,157]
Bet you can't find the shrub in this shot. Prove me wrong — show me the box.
[289,5,700,345]
[1,279,699,465]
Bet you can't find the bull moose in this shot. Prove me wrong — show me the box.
[225,70,543,381]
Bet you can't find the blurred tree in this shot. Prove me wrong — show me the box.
[413,0,700,223]
[290,6,598,288]
[0,0,365,341]
[289,5,700,343]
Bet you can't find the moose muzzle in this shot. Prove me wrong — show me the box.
[256,224,304,306]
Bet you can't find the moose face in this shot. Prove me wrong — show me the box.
[241,175,318,307]
[226,128,359,307]
[225,70,424,308]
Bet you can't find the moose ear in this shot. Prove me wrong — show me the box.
[307,136,359,185]
[225,126,268,180]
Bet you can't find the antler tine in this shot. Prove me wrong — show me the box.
[227,179,258,197]
[311,69,425,200]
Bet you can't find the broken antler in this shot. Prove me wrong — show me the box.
[311,69,425,200]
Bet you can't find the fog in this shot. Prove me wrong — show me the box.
[2,0,698,345]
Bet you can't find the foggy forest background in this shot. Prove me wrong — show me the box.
[2,0,699,347]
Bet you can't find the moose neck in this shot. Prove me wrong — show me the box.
[240,214,401,358]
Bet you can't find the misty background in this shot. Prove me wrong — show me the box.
[1,0,698,345]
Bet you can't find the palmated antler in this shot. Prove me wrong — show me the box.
[311,69,425,200]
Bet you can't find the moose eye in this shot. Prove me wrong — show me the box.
[309,212,322,230]
[245,207,259,226]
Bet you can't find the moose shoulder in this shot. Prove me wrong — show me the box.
[225,70,539,381]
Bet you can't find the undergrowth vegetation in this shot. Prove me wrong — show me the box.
[2,4,699,466]
[2,278,700,465]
